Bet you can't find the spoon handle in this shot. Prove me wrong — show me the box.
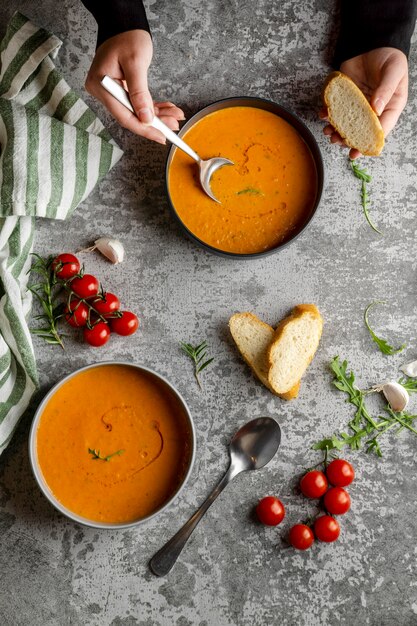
[100,76,200,162]
[149,465,238,576]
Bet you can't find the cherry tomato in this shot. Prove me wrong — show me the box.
[110,311,139,336]
[300,470,328,499]
[71,274,100,300]
[326,459,355,487]
[314,515,340,543]
[256,496,286,526]
[324,487,351,515]
[92,292,120,317]
[83,322,110,347]
[51,253,80,280]
[289,524,315,550]
[64,300,89,327]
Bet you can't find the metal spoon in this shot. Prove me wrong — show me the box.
[101,76,233,203]
[149,416,281,576]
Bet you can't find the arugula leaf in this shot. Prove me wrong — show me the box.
[364,301,406,355]
[350,160,382,234]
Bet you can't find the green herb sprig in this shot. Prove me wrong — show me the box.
[180,340,214,389]
[313,356,417,457]
[350,160,382,234]
[236,187,264,196]
[88,448,124,462]
[28,254,123,349]
[28,254,65,348]
[364,301,406,355]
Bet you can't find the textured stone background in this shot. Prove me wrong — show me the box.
[1,1,417,625]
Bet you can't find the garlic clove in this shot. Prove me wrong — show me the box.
[94,237,124,264]
[400,359,417,378]
[381,381,409,412]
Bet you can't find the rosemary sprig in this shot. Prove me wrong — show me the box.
[28,254,65,349]
[350,159,382,234]
[180,340,214,389]
[313,356,417,456]
[88,448,124,462]
[364,301,406,355]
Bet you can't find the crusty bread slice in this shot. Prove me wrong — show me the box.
[323,71,384,156]
[267,304,323,395]
[229,312,274,390]
[229,312,300,399]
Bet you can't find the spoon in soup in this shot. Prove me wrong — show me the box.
[149,416,281,576]
[101,76,233,203]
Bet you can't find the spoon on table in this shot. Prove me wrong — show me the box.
[101,76,233,203]
[149,416,281,577]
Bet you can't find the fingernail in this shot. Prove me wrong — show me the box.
[157,138,166,145]
[180,116,186,121]
[139,107,153,124]
[154,106,160,115]
[374,97,385,116]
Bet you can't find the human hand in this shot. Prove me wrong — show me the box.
[320,47,408,159]
[85,30,185,144]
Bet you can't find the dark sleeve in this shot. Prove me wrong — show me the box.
[81,0,150,48]
[334,0,417,66]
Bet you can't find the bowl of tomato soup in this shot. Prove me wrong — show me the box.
[29,363,195,529]
[166,97,323,258]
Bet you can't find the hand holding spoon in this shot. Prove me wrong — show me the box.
[101,76,233,203]
[149,416,281,576]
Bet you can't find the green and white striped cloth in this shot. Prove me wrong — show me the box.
[0,12,123,454]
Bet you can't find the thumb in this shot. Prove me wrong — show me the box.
[122,60,154,124]
[371,60,403,116]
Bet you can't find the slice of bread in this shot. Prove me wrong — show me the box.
[229,312,301,399]
[267,304,323,395]
[323,71,384,156]
[229,312,274,390]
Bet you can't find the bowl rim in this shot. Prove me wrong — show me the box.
[165,95,324,259]
[28,361,196,530]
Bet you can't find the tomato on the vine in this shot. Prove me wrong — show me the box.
[326,459,355,487]
[256,496,285,526]
[110,311,139,336]
[51,253,80,280]
[71,274,100,300]
[83,322,110,347]
[289,524,314,550]
[314,515,340,542]
[324,487,351,515]
[92,292,120,317]
[64,300,89,327]
[300,470,328,499]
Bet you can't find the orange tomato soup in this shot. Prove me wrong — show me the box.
[168,106,318,254]
[36,365,192,524]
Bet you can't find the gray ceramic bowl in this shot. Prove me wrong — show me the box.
[166,96,324,259]
[29,362,196,530]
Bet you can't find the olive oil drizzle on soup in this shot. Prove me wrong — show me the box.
[36,365,192,523]
[168,106,318,254]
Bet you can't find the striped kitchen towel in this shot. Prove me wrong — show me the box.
[0,12,123,454]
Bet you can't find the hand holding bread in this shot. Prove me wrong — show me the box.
[321,47,408,158]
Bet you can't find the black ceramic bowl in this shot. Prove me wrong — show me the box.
[166,96,324,259]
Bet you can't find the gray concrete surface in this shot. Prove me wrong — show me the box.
[1,1,417,624]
